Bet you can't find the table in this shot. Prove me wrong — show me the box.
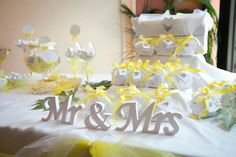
[1,56,236,157]
[1,85,236,156]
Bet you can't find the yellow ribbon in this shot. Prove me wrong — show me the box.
[163,60,203,87]
[195,80,229,118]
[114,85,150,115]
[71,35,79,41]
[24,32,34,39]
[135,60,152,88]
[127,62,138,82]
[215,84,236,95]
[113,59,202,89]
[139,34,174,45]
[113,62,130,85]
[195,80,228,96]
[140,60,165,87]
[78,59,93,82]
[196,89,211,118]
[69,58,79,78]
[80,85,114,106]
[114,60,151,86]
[150,84,175,112]
[139,34,193,60]
[207,80,228,89]
[113,62,129,69]
[131,60,153,87]
[169,35,193,61]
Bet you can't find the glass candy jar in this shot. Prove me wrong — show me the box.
[0,48,10,75]
[17,39,60,75]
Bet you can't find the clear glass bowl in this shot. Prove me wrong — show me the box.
[0,48,9,64]
[23,45,60,73]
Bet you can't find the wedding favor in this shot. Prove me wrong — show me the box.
[78,85,114,117]
[114,85,150,118]
[190,80,228,118]
[65,25,96,80]
[136,34,204,57]
[112,63,130,86]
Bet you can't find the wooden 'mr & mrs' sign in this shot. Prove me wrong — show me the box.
[41,95,182,135]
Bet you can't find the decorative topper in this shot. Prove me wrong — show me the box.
[70,25,80,37]
[22,25,34,38]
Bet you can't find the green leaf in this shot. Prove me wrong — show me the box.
[198,0,218,23]
[144,8,165,14]
[32,87,80,111]
[216,109,234,130]
[215,97,236,131]
[32,99,47,110]
[86,80,112,90]
[165,0,175,14]
[121,4,136,18]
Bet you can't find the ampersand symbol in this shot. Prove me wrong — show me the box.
[84,102,111,130]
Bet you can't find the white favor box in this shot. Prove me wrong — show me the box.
[191,95,221,118]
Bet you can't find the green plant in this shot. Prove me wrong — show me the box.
[32,87,79,110]
[121,0,218,65]
[85,80,112,90]
[215,95,236,130]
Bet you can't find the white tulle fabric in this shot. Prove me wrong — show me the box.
[0,60,236,157]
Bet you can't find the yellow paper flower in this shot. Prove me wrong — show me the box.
[52,78,81,95]
[31,74,81,95]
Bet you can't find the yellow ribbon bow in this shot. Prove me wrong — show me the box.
[71,34,79,41]
[196,87,212,118]
[151,60,164,71]
[150,84,175,112]
[135,60,152,88]
[141,60,151,71]
[195,80,228,96]
[114,85,150,115]
[127,60,146,85]
[80,85,114,106]
[139,34,193,60]
[139,34,174,45]
[164,60,203,87]
[195,80,229,118]
[169,35,193,61]
[24,32,34,39]
[140,60,165,87]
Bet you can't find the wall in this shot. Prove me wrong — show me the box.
[0,0,122,74]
